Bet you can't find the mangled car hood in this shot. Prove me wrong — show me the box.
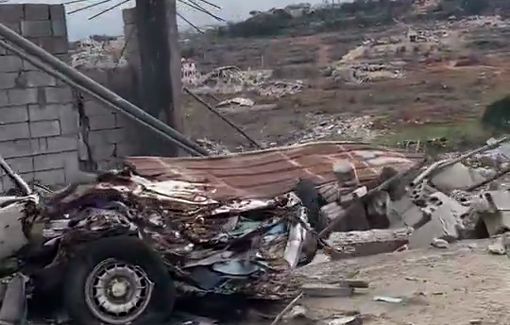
[43,170,308,299]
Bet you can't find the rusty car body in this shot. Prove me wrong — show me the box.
[0,141,424,325]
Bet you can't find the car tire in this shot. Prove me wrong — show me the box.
[62,236,176,325]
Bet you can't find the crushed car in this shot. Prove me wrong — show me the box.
[0,141,424,325]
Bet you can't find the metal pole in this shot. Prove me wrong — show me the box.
[184,87,263,149]
[0,39,204,157]
[0,22,208,157]
[135,0,184,156]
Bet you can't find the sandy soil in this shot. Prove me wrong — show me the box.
[293,239,510,325]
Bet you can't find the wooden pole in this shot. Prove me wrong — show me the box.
[135,0,183,156]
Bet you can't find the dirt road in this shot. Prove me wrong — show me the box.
[294,240,510,325]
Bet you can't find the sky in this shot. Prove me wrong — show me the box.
[10,0,341,40]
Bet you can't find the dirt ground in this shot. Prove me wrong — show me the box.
[293,239,510,325]
[184,20,510,151]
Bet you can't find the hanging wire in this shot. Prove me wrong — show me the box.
[88,0,131,20]
[178,0,225,22]
[67,0,112,14]
[176,12,204,34]
[62,0,224,31]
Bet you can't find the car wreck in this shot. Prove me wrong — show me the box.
[0,141,424,325]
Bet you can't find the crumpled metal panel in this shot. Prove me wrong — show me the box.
[43,170,308,298]
[126,141,425,200]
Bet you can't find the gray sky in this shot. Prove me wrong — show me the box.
[10,0,335,40]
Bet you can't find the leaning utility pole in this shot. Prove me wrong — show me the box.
[135,0,184,156]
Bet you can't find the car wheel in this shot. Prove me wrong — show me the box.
[62,236,175,325]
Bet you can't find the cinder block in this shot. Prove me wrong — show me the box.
[59,109,79,135]
[83,101,112,116]
[88,113,116,131]
[115,142,135,158]
[0,4,24,23]
[28,103,70,121]
[0,56,23,73]
[6,157,33,173]
[115,114,131,128]
[34,151,76,171]
[8,88,38,105]
[63,153,80,183]
[49,5,65,21]
[34,168,65,186]
[91,143,115,161]
[21,20,52,38]
[0,72,18,90]
[28,37,68,55]
[46,135,78,152]
[45,87,73,103]
[78,138,89,161]
[89,128,126,145]
[122,8,137,24]
[0,22,20,34]
[0,139,37,158]
[21,71,57,87]
[29,120,60,137]
[24,4,49,20]
[0,106,29,124]
[36,137,47,152]
[0,122,30,141]
[0,90,8,106]
[19,172,35,183]
[51,20,67,37]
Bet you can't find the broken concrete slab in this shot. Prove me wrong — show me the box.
[386,195,423,228]
[431,162,486,193]
[472,190,510,236]
[327,227,413,259]
[300,283,354,297]
[409,191,468,248]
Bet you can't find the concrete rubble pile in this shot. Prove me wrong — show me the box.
[286,113,379,144]
[331,63,405,84]
[190,65,304,97]
[309,137,510,266]
[70,37,127,69]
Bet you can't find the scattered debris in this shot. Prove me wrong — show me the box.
[270,293,304,325]
[373,296,403,304]
[188,65,304,97]
[300,283,355,297]
[70,37,126,69]
[215,97,255,108]
[327,228,413,259]
[285,114,379,143]
[317,315,363,325]
[431,238,449,249]
[331,63,404,84]
[487,236,506,255]
[282,305,309,320]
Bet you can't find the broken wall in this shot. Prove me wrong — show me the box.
[76,67,140,170]
[0,3,80,189]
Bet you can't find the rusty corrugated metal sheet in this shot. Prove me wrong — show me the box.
[126,142,425,200]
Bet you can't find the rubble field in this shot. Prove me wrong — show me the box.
[182,17,510,150]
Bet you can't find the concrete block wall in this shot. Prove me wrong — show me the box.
[76,67,139,170]
[0,3,79,190]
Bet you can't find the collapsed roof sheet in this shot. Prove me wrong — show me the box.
[126,142,425,200]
